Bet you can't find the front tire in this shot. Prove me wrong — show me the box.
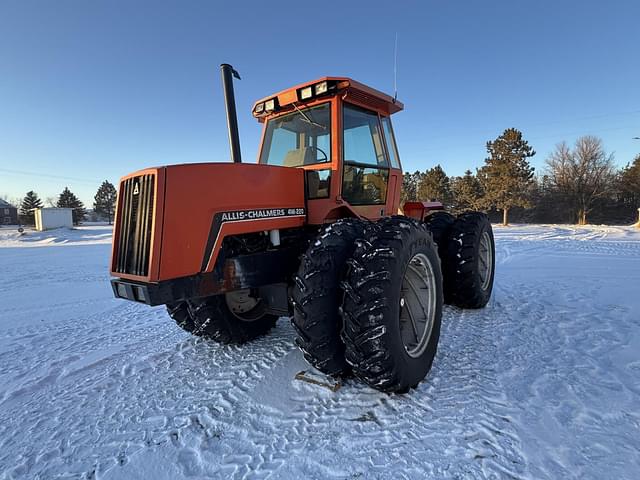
[166,301,200,335]
[188,292,279,344]
[341,217,443,393]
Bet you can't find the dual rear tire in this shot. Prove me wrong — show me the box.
[445,212,495,308]
[293,216,445,392]
[294,212,495,393]
[425,211,495,308]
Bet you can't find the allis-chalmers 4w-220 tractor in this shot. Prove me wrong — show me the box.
[110,64,495,393]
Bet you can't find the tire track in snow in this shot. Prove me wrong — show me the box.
[492,275,640,480]
[232,305,528,479]
[0,299,528,479]
[0,304,296,479]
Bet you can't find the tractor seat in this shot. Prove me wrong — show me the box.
[283,147,316,167]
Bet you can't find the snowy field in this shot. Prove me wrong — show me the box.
[0,224,639,479]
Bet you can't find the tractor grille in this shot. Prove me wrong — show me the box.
[114,174,155,276]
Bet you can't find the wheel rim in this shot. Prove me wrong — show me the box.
[399,253,437,358]
[479,231,493,291]
[225,289,266,322]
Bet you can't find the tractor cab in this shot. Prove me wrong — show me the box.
[251,78,404,223]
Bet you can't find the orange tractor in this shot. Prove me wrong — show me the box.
[110,64,495,393]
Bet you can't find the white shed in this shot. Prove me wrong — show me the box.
[34,208,73,231]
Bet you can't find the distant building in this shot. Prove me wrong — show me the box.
[0,199,19,225]
[34,208,73,231]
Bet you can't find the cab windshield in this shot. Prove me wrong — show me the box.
[259,103,331,167]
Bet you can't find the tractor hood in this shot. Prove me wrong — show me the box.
[110,162,306,283]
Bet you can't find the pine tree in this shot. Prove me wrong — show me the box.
[417,165,453,206]
[19,191,43,225]
[451,170,484,212]
[618,154,640,210]
[478,128,536,225]
[400,170,422,205]
[57,187,86,225]
[93,180,117,224]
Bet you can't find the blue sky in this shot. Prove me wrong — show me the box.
[1,0,639,206]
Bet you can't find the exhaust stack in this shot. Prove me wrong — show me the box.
[220,63,242,163]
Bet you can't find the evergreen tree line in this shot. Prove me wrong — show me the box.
[8,132,640,228]
[18,180,117,226]
[401,128,640,225]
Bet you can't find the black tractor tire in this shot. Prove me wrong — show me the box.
[424,211,455,246]
[446,212,495,309]
[424,211,456,303]
[187,294,279,344]
[341,216,443,393]
[166,301,200,335]
[292,218,365,376]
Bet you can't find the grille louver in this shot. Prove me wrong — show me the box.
[345,90,389,113]
[114,174,155,276]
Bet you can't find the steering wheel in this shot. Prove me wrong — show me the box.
[311,146,328,162]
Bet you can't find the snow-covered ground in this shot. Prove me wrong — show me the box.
[0,225,113,248]
[0,224,639,479]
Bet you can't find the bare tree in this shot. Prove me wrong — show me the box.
[546,136,615,225]
[0,194,21,207]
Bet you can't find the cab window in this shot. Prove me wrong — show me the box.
[343,104,388,167]
[259,103,331,167]
[342,104,389,205]
[381,116,401,169]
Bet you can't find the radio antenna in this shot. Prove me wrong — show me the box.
[393,32,398,103]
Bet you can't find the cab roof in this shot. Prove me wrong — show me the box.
[252,77,404,120]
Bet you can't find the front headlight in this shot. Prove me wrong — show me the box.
[265,99,276,112]
[314,81,328,95]
[300,86,313,100]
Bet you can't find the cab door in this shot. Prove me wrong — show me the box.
[380,115,403,214]
[340,103,391,220]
